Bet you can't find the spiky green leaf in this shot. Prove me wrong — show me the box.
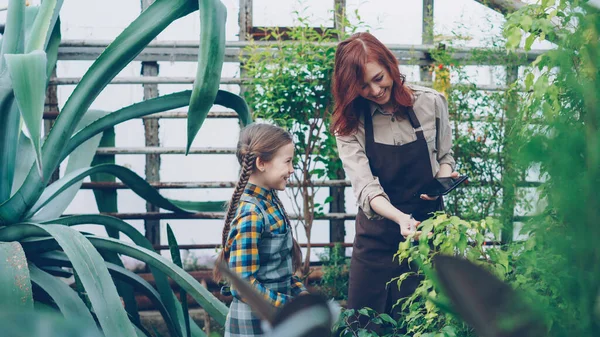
[5,50,48,178]
[28,264,96,327]
[27,164,224,217]
[167,224,191,337]
[25,0,64,52]
[31,224,136,336]
[186,0,227,153]
[30,110,108,221]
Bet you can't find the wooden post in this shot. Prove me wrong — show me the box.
[334,0,346,37]
[141,0,161,246]
[239,0,253,41]
[44,68,60,185]
[329,0,348,244]
[239,0,253,102]
[421,0,434,83]
[501,65,519,244]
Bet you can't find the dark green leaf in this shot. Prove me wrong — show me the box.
[186,0,227,153]
[28,263,96,327]
[167,224,191,337]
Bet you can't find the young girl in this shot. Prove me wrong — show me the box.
[215,123,307,337]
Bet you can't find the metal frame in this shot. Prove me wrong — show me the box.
[44,0,534,250]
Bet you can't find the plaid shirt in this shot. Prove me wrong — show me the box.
[225,183,306,307]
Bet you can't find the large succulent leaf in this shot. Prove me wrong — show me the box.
[27,164,223,217]
[34,251,180,337]
[0,0,200,224]
[0,0,25,73]
[89,237,228,327]
[0,309,103,337]
[45,17,62,78]
[23,6,39,56]
[215,89,252,126]
[6,224,137,336]
[186,0,227,154]
[13,230,228,327]
[167,224,191,337]
[24,0,64,53]
[30,110,108,221]
[0,241,33,309]
[28,263,96,328]
[90,127,119,238]
[62,89,252,163]
[4,51,48,178]
[11,132,37,196]
[0,99,21,203]
[102,251,141,327]
[40,214,205,337]
[1,10,61,203]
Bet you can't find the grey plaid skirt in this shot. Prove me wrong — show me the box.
[224,279,290,337]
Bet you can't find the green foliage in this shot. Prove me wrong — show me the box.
[334,307,405,337]
[393,214,506,337]
[241,20,341,180]
[500,1,600,336]
[241,12,367,272]
[428,42,530,221]
[401,2,600,337]
[317,243,349,300]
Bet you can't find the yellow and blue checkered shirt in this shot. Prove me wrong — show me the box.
[225,183,306,307]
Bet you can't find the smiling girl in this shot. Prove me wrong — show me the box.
[214,123,307,337]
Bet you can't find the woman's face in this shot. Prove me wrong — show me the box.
[359,61,393,106]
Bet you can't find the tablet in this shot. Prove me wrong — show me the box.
[418,175,469,197]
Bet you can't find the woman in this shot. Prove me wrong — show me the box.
[331,32,457,329]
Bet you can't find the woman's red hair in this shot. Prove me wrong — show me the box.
[330,32,413,136]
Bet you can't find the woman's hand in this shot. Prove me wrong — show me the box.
[397,213,422,239]
[420,171,459,200]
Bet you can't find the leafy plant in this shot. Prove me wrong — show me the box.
[426,40,531,221]
[0,0,251,336]
[318,243,349,301]
[392,213,506,337]
[500,0,600,335]
[420,2,600,337]
[334,307,405,337]
[240,12,366,274]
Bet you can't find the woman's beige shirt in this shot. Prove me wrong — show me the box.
[335,85,455,219]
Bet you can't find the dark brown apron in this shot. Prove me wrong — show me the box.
[347,106,442,330]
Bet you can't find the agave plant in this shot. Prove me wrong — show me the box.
[0,0,251,336]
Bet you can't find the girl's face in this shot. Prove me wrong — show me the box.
[359,61,393,106]
[255,142,295,191]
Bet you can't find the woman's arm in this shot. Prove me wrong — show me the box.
[435,93,456,172]
[370,195,421,238]
[421,93,458,200]
[336,133,390,219]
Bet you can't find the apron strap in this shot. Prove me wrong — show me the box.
[239,195,272,234]
[405,106,425,140]
[364,105,425,146]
